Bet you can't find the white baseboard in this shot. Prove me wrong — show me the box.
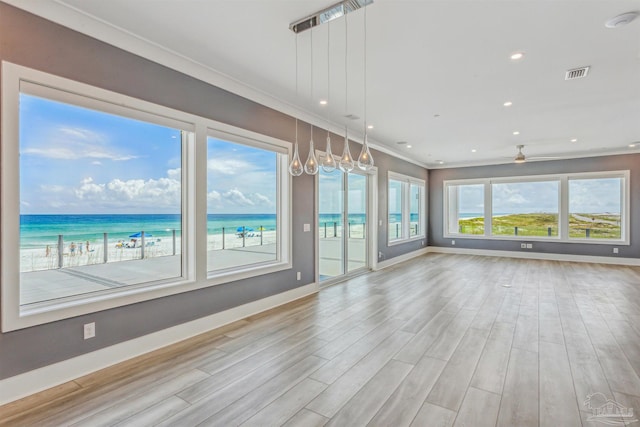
[374,247,429,271]
[427,246,640,266]
[0,282,318,406]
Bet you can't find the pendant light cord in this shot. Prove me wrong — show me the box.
[345,13,348,119]
[364,5,367,132]
[295,34,298,143]
[327,19,331,136]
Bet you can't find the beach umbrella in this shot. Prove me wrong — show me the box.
[236,227,244,233]
[129,232,152,238]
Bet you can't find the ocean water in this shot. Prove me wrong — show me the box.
[19,213,376,249]
[20,214,183,249]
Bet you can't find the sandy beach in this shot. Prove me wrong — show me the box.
[20,230,279,273]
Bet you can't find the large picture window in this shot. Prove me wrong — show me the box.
[2,62,291,331]
[443,171,629,244]
[388,178,405,241]
[569,176,623,240]
[207,133,289,276]
[388,172,426,244]
[446,183,484,235]
[491,180,559,237]
[18,93,187,307]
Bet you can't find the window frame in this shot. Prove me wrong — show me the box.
[1,61,292,331]
[443,170,630,245]
[387,171,426,246]
[205,128,291,284]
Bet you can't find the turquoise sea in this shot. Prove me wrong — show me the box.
[19,214,372,249]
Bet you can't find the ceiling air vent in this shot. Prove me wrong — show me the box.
[565,66,590,80]
[344,114,360,120]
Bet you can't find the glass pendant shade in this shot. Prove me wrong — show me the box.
[338,129,355,173]
[321,135,337,172]
[288,141,303,176]
[304,134,319,175]
[357,133,374,170]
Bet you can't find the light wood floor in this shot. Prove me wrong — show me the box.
[3,253,640,426]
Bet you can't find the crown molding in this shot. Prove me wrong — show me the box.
[3,0,429,170]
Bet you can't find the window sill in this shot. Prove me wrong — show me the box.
[443,233,629,245]
[207,260,292,286]
[388,235,426,247]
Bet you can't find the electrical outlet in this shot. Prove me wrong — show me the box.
[521,243,526,249]
[421,240,425,246]
[451,240,455,245]
[296,271,301,280]
[613,247,619,254]
[303,223,310,232]
[526,243,533,249]
[84,322,95,340]
[378,251,382,258]
[379,220,382,226]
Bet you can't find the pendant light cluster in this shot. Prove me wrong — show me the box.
[288,3,374,177]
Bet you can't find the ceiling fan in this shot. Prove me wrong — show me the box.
[513,144,560,163]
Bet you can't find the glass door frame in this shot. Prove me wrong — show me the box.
[314,156,378,287]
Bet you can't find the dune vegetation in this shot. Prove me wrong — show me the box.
[457,213,621,239]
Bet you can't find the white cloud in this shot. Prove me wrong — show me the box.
[22,126,138,161]
[206,187,274,212]
[222,188,255,206]
[252,193,273,207]
[71,172,181,209]
[74,177,105,199]
[207,159,252,175]
[167,168,181,180]
[207,190,221,203]
[91,161,102,166]
[40,184,66,193]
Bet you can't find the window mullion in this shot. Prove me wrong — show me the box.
[484,181,492,237]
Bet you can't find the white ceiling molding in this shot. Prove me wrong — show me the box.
[3,0,428,169]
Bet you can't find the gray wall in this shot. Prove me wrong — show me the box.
[0,3,425,380]
[429,154,639,258]
[374,151,428,261]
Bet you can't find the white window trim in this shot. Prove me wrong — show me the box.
[443,170,630,245]
[1,61,292,331]
[205,128,291,284]
[388,171,426,246]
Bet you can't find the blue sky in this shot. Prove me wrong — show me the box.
[207,137,276,214]
[318,169,367,215]
[20,94,277,214]
[457,179,621,215]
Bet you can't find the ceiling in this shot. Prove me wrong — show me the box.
[8,0,640,168]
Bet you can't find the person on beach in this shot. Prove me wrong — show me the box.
[45,245,51,257]
[70,242,76,255]
[86,241,90,252]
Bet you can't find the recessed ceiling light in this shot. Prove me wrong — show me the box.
[319,100,328,105]
[510,52,525,60]
[503,101,513,107]
[471,149,477,153]
[571,138,578,142]
[513,131,520,135]
[629,144,637,148]
[438,160,444,164]
[367,125,373,129]
[407,145,412,149]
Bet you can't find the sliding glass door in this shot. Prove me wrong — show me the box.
[318,168,368,282]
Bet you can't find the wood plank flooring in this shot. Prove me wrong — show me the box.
[3,253,640,426]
